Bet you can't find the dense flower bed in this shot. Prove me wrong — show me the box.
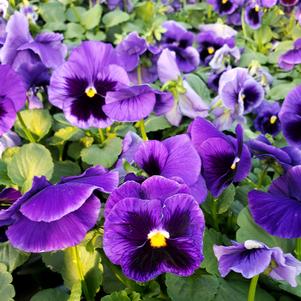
[0,0,301,300]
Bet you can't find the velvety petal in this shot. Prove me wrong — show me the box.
[103,85,156,122]
[200,137,235,197]
[248,190,301,238]
[19,32,67,68]
[19,182,96,222]
[178,81,208,119]
[165,102,182,126]
[153,91,174,115]
[0,12,32,65]
[280,112,301,146]
[0,97,16,136]
[162,134,201,185]
[103,198,162,265]
[233,144,251,182]
[7,195,100,253]
[142,176,189,200]
[0,64,26,111]
[0,188,21,203]
[214,244,272,278]
[0,131,21,158]
[189,175,208,204]
[188,117,226,155]
[157,49,181,83]
[59,166,119,193]
[104,181,141,217]
[134,140,169,176]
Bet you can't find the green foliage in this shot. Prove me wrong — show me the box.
[103,10,130,28]
[30,288,69,301]
[0,263,15,301]
[81,137,122,168]
[7,143,54,192]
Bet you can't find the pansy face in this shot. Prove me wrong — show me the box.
[49,41,130,129]
[103,177,205,282]
[245,4,262,29]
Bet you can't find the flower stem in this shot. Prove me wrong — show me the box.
[241,9,248,40]
[71,245,92,301]
[257,165,268,189]
[139,119,148,141]
[248,274,259,301]
[98,128,105,144]
[137,64,142,85]
[295,238,301,260]
[17,112,36,143]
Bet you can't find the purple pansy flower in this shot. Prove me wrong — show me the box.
[189,117,251,197]
[197,24,236,66]
[249,166,301,238]
[218,67,264,115]
[0,131,21,157]
[102,85,173,122]
[133,134,208,203]
[49,41,130,129]
[208,0,242,15]
[103,176,205,282]
[245,1,263,29]
[254,101,281,136]
[0,12,66,89]
[107,0,133,12]
[161,21,200,73]
[0,64,26,135]
[116,32,147,72]
[214,240,301,287]
[279,39,301,71]
[0,166,118,252]
[157,49,208,126]
[261,0,278,7]
[279,84,301,146]
[248,135,301,170]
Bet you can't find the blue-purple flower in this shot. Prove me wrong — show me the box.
[197,24,236,66]
[249,165,301,238]
[103,176,205,282]
[49,41,129,129]
[102,85,173,122]
[0,166,118,252]
[208,0,242,15]
[254,101,281,136]
[214,240,301,287]
[157,49,208,126]
[279,84,301,146]
[218,67,264,115]
[161,21,199,72]
[0,131,21,157]
[279,39,301,71]
[133,134,208,203]
[0,12,66,89]
[245,1,263,29]
[0,64,27,135]
[248,135,301,170]
[189,117,251,197]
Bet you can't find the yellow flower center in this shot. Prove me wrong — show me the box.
[222,0,228,4]
[207,47,215,55]
[270,115,277,125]
[148,230,170,248]
[255,4,260,12]
[85,86,97,98]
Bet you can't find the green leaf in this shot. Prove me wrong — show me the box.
[217,184,235,214]
[66,6,86,22]
[40,2,66,31]
[65,23,85,39]
[145,115,172,133]
[49,127,84,145]
[0,263,15,301]
[42,241,103,299]
[267,81,298,100]
[0,242,29,273]
[102,10,130,28]
[81,4,102,30]
[201,228,229,275]
[51,161,81,183]
[81,137,122,168]
[15,109,52,141]
[7,143,54,192]
[68,281,82,301]
[236,208,295,252]
[0,160,11,186]
[239,49,268,67]
[166,273,274,301]
[101,290,131,301]
[186,73,211,103]
[30,288,69,301]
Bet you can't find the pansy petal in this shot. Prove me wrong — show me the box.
[7,195,100,253]
[249,190,301,238]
